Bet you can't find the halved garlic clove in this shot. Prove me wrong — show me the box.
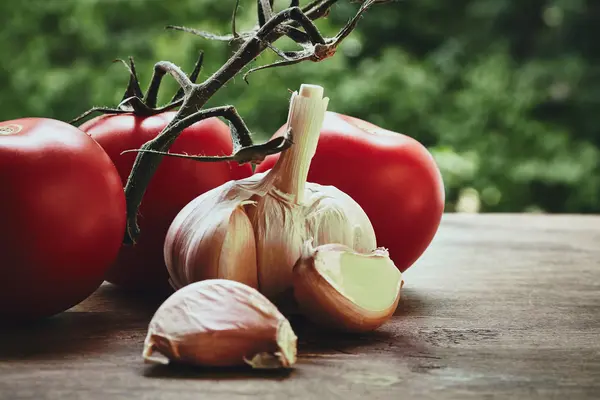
[292,242,403,333]
[143,279,297,369]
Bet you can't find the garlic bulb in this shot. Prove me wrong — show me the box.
[164,84,376,303]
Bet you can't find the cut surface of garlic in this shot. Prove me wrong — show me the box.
[164,84,377,304]
[143,279,297,369]
[292,243,403,333]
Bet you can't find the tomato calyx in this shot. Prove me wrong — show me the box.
[72,0,391,246]
[70,54,204,126]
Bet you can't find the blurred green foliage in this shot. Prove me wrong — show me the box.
[1,0,599,213]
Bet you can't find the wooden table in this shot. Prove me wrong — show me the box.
[1,214,599,399]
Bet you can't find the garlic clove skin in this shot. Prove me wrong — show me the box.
[164,182,258,291]
[304,183,377,253]
[219,205,258,285]
[292,243,403,333]
[143,279,297,368]
[246,189,306,302]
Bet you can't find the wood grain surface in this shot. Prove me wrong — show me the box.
[1,214,599,399]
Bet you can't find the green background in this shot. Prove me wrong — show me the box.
[1,0,598,213]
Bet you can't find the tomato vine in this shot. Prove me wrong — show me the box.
[72,0,390,245]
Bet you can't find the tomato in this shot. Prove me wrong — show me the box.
[255,111,445,273]
[0,118,126,321]
[79,112,253,292]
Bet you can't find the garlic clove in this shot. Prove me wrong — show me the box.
[248,191,306,302]
[304,182,377,253]
[164,182,258,290]
[292,243,403,333]
[143,279,297,368]
[217,205,258,287]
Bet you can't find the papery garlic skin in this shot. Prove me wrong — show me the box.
[304,183,376,253]
[143,279,297,368]
[245,187,306,302]
[164,181,258,290]
[164,84,377,302]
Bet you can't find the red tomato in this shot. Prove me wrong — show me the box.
[255,111,445,272]
[0,118,126,321]
[79,112,252,292]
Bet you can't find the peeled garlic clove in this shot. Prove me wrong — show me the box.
[292,243,403,333]
[143,279,297,369]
